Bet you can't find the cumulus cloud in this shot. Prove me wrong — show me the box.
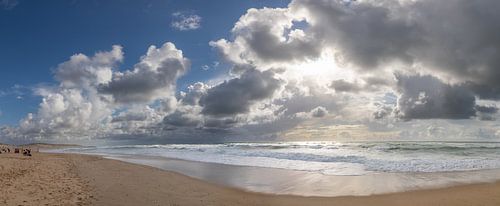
[56,45,123,88]
[200,68,283,116]
[179,82,208,106]
[5,42,189,141]
[171,12,202,31]
[394,74,478,120]
[11,46,126,139]
[290,0,420,69]
[296,106,328,119]
[210,7,321,65]
[98,42,189,104]
[291,0,500,100]
[4,0,500,143]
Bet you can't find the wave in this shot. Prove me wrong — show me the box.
[50,141,500,175]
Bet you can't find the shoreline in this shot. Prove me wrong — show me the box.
[1,152,500,205]
[102,153,500,197]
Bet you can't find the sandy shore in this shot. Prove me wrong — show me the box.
[1,152,500,206]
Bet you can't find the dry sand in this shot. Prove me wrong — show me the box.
[1,152,500,206]
[0,153,93,206]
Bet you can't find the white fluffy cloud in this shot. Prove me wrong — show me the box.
[4,42,188,142]
[12,45,124,140]
[98,42,189,104]
[210,7,320,66]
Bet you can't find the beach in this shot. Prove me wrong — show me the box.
[1,152,500,206]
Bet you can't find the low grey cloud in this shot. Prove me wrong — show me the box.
[291,0,500,100]
[163,108,202,128]
[111,113,148,123]
[475,105,499,121]
[291,0,421,69]
[200,69,283,116]
[394,74,478,120]
[330,79,362,93]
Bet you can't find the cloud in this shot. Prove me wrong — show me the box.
[291,0,421,69]
[179,82,208,106]
[163,106,203,128]
[11,46,126,138]
[394,74,478,120]
[56,45,123,88]
[0,0,18,10]
[475,105,499,121]
[330,79,362,93]
[171,12,202,31]
[4,0,500,143]
[18,87,113,138]
[291,0,500,100]
[210,7,321,65]
[201,61,219,71]
[6,42,188,141]
[200,68,283,116]
[296,106,328,118]
[98,42,189,104]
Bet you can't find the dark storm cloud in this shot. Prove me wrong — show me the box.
[242,22,322,63]
[330,77,391,93]
[111,113,148,123]
[291,0,500,100]
[394,74,477,120]
[411,0,500,93]
[163,109,202,127]
[475,105,499,121]
[200,69,282,116]
[310,106,328,118]
[291,0,421,68]
[475,105,498,114]
[330,79,362,93]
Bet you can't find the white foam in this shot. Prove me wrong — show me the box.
[51,141,500,176]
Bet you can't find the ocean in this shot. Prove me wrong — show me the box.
[48,141,500,196]
[51,141,500,175]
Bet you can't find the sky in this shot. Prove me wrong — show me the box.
[1,0,500,145]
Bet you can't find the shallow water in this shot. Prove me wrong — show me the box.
[46,141,500,196]
[102,154,500,196]
[51,141,500,175]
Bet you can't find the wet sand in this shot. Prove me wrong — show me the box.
[1,152,500,206]
[107,154,500,197]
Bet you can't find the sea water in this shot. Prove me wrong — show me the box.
[52,141,500,176]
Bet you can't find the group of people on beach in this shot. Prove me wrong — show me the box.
[0,146,32,156]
